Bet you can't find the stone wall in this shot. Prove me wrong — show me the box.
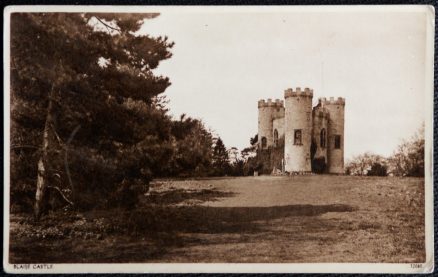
[255,143,285,175]
[272,117,285,146]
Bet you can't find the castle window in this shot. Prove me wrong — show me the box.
[294,129,302,145]
[320,128,326,148]
[261,137,267,148]
[334,135,341,149]
[273,129,279,147]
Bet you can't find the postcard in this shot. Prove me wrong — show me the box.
[3,5,434,273]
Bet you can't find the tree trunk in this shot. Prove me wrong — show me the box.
[34,157,46,220]
[34,87,55,221]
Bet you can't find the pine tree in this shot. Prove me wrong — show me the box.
[212,137,230,176]
[10,13,174,218]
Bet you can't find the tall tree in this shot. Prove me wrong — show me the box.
[160,114,214,177]
[10,13,174,218]
[211,137,230,176]
[250,134,258,146]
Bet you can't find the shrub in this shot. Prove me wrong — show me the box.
[367,163,388,176]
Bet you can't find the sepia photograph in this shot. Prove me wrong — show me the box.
[3,5,434,273]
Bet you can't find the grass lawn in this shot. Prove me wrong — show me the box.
[9,175,425,263]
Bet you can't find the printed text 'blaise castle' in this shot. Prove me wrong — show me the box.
[257,87,345,174]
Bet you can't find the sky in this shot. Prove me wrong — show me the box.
[139,7,430,160]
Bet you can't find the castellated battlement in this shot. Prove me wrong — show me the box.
[257,85,345,175]
[318,97,345,106]
[313,105,330,119]
[284,87,313,98]
[258,98,285,108]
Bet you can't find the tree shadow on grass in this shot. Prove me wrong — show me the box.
[119,204,357,234]
[9,203,357,263]
[144,188,236,205]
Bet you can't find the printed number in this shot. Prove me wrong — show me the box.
[411,264,422,268]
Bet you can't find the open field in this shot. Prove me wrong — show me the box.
[9,175,425,263]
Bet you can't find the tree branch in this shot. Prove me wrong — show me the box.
[95,17,121,33]
[65,125,81,193]
[47,185,74,206]
[11,145,41,150]
[51,122,65,146]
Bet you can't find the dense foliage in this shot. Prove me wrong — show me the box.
[367,163,388,177]
[10,13,248,217]
[10,13,175,215]
[159,114,214,177]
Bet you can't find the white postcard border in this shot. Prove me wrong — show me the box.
[3,5,435,274]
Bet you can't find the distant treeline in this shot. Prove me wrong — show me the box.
[345,126,425,177]
[154,114,248,178]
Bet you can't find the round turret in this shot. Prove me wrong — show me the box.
[284,87,313,172]
[320,97,345,174]
[258,98,284,149]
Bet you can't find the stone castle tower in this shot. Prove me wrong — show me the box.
[257,87,345,174]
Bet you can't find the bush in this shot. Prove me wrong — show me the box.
[107,179,150,210]
[367,163,387,176]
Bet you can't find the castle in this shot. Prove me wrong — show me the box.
[257,87,345,174]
